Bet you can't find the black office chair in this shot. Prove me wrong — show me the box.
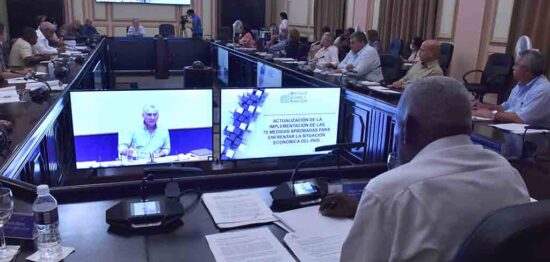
[380,54,403,84]
[297,41,311,61]
[454,201,550,262]
[217,26,232,41]
[388,38,402,57]
[463,53,514,103]
[159,24,175,37]
[439,43,454,76]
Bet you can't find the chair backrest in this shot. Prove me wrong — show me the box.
[217,26,232,41]
[481,53,515,90]
[297,42,311,61]
[159,24,175,37]
[389,38,402,56]
[455,201,550,262]
[438,43,454,75]
[379,54,403,83]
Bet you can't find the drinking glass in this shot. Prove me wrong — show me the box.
[0,187,16,259]
[387,152,400,170]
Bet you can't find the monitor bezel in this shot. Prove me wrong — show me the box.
[218,86,343,162]
[69,88,214,170]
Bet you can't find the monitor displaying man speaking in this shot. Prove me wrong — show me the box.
[70,90,213,169]
[118,104,171,160]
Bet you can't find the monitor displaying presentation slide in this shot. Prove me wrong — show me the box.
[257,62,282,88]
[220,88,341,160]
[218,48,229,85]
[70,90,213,169]
[96,0,190,5]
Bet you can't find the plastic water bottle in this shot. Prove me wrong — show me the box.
[33,185,62,261]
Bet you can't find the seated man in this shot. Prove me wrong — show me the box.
[62,20,82,40]
[473,50,550,127]
[0,22,29,80]
[128,18,145,37]
[392,39,443,89]
[9,27,49,68]
[311,32,339,69]
[34,22,64,55]
[81,19,98,36]
[268,28,288,53]
[307,26,330,60]
[337,31,383,82]
[118,105,171,160]
[321,76,529,262]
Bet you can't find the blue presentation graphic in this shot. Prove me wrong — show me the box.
[257,62,282,88]
[221,88,341,160]
[218,48,229,85]
[96,0,190,5]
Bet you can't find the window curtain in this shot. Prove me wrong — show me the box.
[506,0,550,76]
[378,0,439,53]
[314,0,346,40]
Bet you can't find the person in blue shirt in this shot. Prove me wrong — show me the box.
[80,19,98,37]
[118,105,171,160]
[187,9,203,39]
[473,50,550,127]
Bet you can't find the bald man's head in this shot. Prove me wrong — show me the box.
[395,76,471,164]
[419,39,440,63]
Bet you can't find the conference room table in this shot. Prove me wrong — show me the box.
[0,36,546,261]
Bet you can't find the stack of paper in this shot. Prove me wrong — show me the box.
[202,190,277,228]
[0,86,20,104]
[367,85,401,95]
[359,81,381,86]
[284,233,347,262]
[274,58,296,62]
[489,123,549,134]
[472,116,492,122]
[274,205,353,262]
[25,81,64,91]
[206,227,295,262]
[6,78,36,85]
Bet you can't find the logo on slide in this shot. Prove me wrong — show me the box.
[280,91,308,104]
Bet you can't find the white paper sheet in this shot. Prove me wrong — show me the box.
[472,116,492,121]
[489,123,549,134]
[206,227,295,262]
[0,86,20,104]
[26,246,75,262]
[284,233,347,262]
[202,190,276,226]
[273,205,353,235]
[6,78,36,84]
[359,81,381,86]
[25,81,61,91]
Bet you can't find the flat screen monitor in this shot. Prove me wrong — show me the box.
[218,48,229,85]
[220,87,341,160]
[96,0,190,5]
[70,90,213,169]
[257,62,282,88]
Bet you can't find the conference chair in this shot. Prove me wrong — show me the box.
[380,54,403,84]
[217,26,232,41]
[463,53,514,103]
[159,24,175,37]
[388,38,403,56]
[454,201,550,262]
[438,43,454,76]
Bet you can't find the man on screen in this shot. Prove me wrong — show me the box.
[118,105,171,160]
